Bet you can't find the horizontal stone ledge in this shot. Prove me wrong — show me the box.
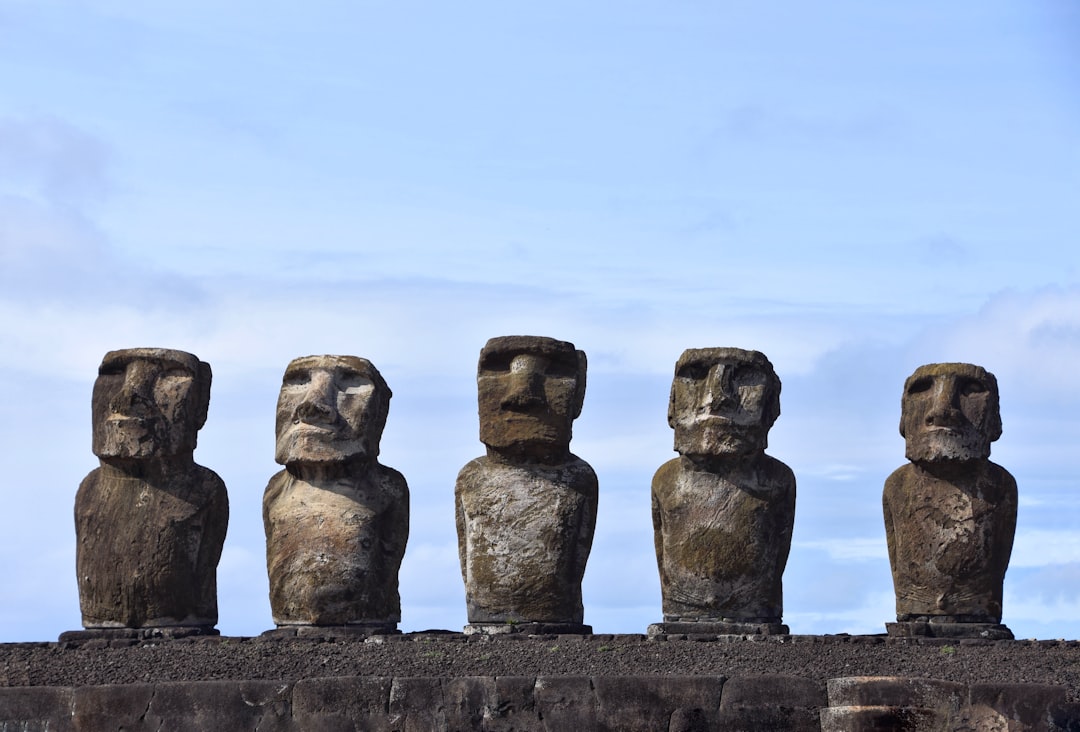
[46,630,1080,649]
[4,675,1075,731]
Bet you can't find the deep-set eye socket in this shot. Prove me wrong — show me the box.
[676,362,709,381]
[479,352,514,374]
[335,369,374,395]
[906,376,934,396]
[282,368,312,387]
[543,356,578,379]
[959,378,989,397]
[732,365,768,388]
[98,359,128,377]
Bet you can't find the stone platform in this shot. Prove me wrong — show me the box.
[4,633,1080,730]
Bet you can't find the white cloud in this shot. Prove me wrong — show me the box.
[794,538,889,563]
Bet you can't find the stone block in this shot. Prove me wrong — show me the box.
[533,676,597,731]
[293,676,393,731]
[0,687,74,732]
[827,676,966,708]
[966,683,1067,731]
[719,674,826,731]
[593,676,723,732]
[388,677,447,731]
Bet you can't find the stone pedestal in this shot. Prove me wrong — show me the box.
[59,626,218,646]
[261,623,400,639]
[464,622,592,636]
[648,621,789,637]
[886,621,1014,640]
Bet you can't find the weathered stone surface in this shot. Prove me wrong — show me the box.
[0,687,74,731]
[388,677,447,732]
[2,672,1077,731]
[75,348,227,629]
[593,676,723,732]
[292,676,393,731]
[966,683,1066,732]
[71,682,156,730]
[456,336,597,626]
[76,680,293,732]
[533,677,597,730]
[264,356,408,627]
[822,676,966,732]
[652,348,795,625]
[883,363,1017,633]
[718,674,826,731]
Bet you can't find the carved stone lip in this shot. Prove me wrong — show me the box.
[287,422,341,435]
[691,413,736,422]
[105,415,153,429]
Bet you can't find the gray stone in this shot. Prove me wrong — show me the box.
[75,348,227,629]
[292,676,394,731]
[719,674,825,732]
[883,363,1017,635]
[593,676,723,732]
[456,336,597,627]
[264,355,408,627]
[966,683,1066,732]
[822,676,966,732]
[0,687,74,732]
[651,348,795,627]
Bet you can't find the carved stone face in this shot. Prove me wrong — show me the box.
[275,355,390,466]
[91,348,211,460]
[669,348,780,459]
[901,362,1001,463]
[477,336,586,455]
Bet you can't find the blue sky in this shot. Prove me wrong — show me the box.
[2,1,1079,641]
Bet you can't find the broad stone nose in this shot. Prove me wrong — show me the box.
[295,370,338,423]
[925,376,963,427]
[702,364,736,412]
[502,354,546,410]
[110,360,157,415]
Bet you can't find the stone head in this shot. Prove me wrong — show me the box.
[900,362,1001,464]
[92,348,212,461]
[668,347,781,459]
[275,355,391,466]
[477,335,587,457]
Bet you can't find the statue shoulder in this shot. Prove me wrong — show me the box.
[651,457,683,496]
[376,463,409,498]
[759,454,795,489]
[263,469,291,506]
[563,455,598,497]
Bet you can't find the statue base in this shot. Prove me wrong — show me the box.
[648,620,789,637]
[464,622,592,636]
[262,623,400,639]
[886,621,1014,640]
[59,626,218,645]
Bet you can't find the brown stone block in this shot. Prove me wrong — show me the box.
[719,675,826,732]
[533,676,597,731]
[593,676,723,732]
[0,687,74,731]
[388,678,447,732]
[966,683,1067,731]
[827,676,966,708]
[292,676,393,731]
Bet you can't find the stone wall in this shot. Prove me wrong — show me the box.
[3,673,1077,730]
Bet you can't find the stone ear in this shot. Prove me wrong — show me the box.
[667,379,678,429]
[193,361,213,431]
[572,350,587,419]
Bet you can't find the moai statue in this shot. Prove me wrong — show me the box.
[73,348,228,636]
[883,363,1017,639]
[650,348,795,636]
[263,356,408,635]
[455,336,597,634]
